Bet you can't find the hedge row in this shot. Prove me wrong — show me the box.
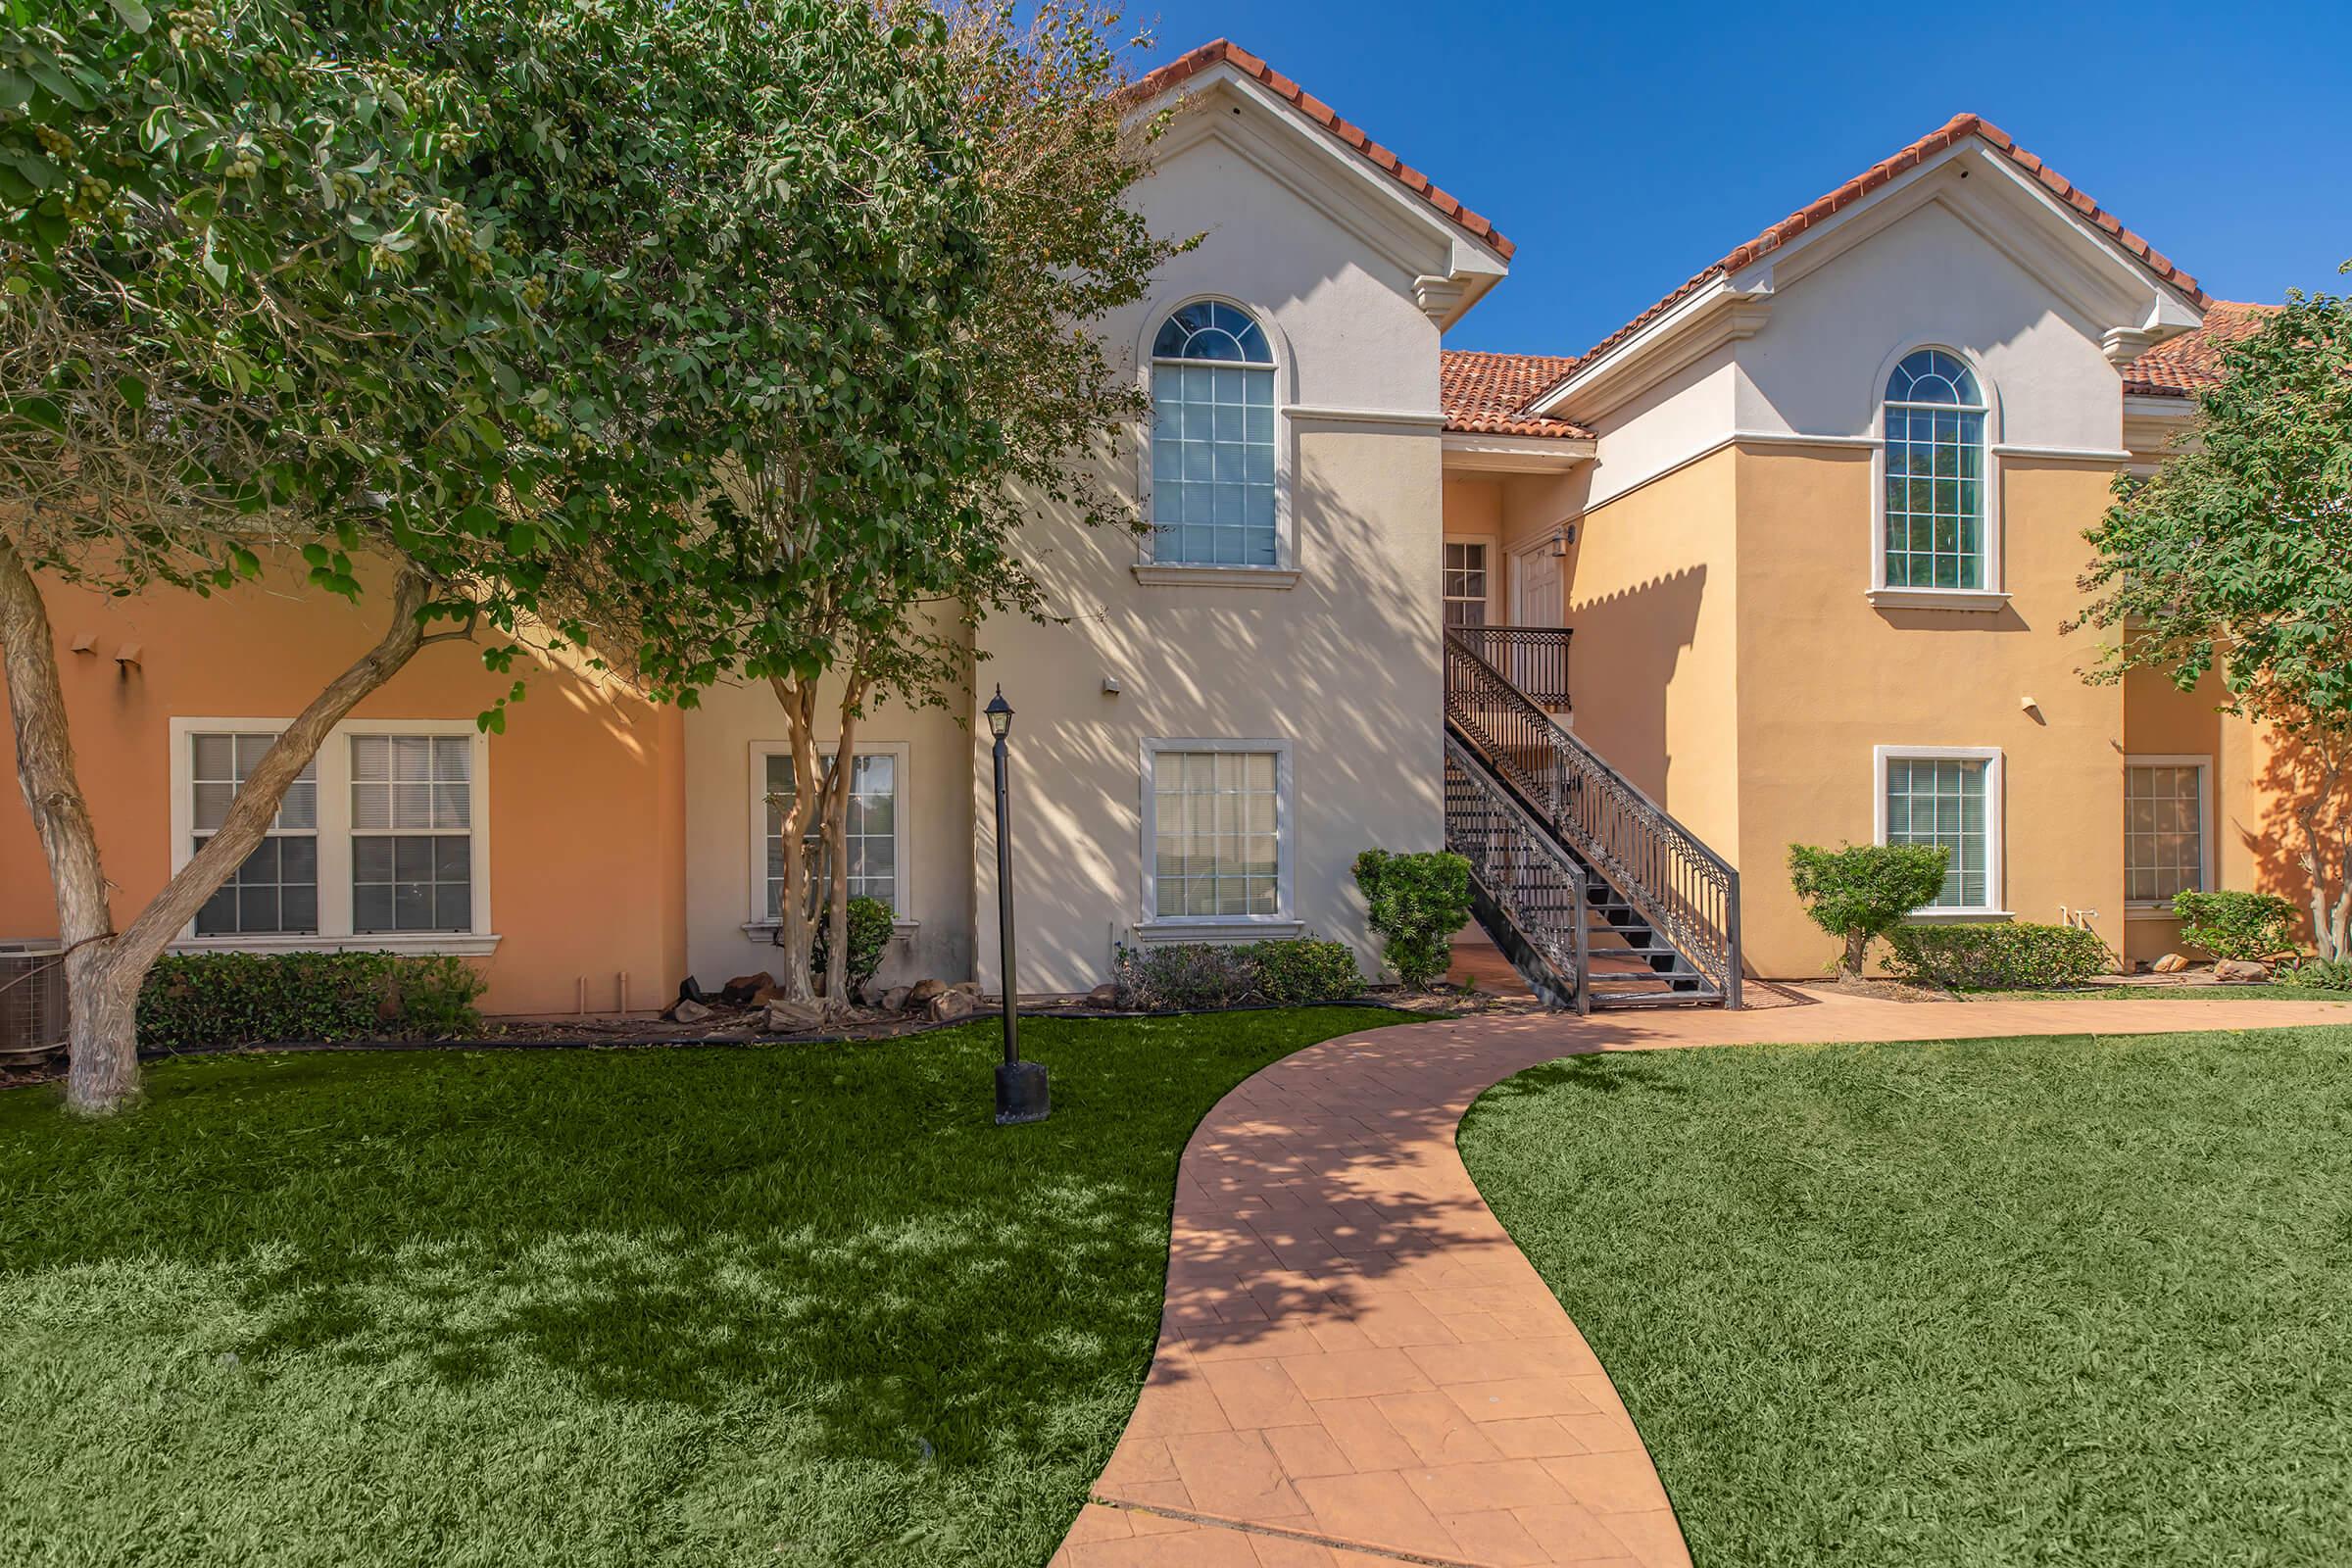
[1110,938,1363,1012]
[1882,922,2109,991]
[137,951,486,1052]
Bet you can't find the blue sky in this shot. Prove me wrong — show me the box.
[1121,1,2352,354]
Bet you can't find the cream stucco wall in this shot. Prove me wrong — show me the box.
[968,95,1453,995]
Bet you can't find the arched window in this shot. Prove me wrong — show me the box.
[1882,349,1987,590]
[1151,301,1277,566]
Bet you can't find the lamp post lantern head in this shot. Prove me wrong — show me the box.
[984,685,1014,742]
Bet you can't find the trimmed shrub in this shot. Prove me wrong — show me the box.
[1109,937,1364,1011]
[1787,842,1950,978]
[810,894,895,1000]
[137,952,486,1051]
[1247,938,1363,1005]
[1883,922,2110,991]
[2172,890,2297,961]
[1352,849,1472,989]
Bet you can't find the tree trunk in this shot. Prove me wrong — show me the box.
[0,535,434,1113]
[767,676,824,1006]
[819,694,862,1009]
[1842,930,1869,981]
[2294,770,2351,963]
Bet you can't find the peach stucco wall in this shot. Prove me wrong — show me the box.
[0,565,687,1016]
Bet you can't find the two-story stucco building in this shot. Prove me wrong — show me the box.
[0,38,2312,1016]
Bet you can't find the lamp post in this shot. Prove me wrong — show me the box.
[986,686,1049,1125]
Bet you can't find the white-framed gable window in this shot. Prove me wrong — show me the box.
[170,718,494,955]
[1875,745,2005,915]
[748,742,910,927]
[1877,348,1998,600]
[1150,300,1278,567]
[2125,756,2212,910]
[1138,738,1298,939]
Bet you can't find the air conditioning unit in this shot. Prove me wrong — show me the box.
[0,942,68,1067]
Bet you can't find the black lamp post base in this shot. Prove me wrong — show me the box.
[995,1060,1051,1125]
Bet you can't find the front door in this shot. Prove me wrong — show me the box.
[1511,538,1563,628]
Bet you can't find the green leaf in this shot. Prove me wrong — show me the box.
[106,0,155,31]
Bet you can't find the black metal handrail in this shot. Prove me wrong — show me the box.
[1449,624,1572,710]
[1444,734,1591,1014]
[1444,629,1741,1006]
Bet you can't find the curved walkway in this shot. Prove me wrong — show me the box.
[1052,991,2352,1568]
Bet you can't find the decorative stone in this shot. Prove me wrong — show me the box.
[763,998,827,1032]
[2214,958,2272,983]
[2152,953,2193,974]
[905,978,949,1006]
[925,989,975,1023]
[950,979,981,997]
[666,998,712,1025]
[1084,983,1120,1008]
[878,985,913,1013]
[720,971,774,1005]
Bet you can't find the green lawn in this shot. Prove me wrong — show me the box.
[1969,983,2352,1002]
[0,1009,1398,1568]
[1459,1027,2352,1567]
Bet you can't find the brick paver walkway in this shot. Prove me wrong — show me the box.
[1052,990,2352,1567]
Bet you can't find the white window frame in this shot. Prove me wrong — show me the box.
[1867,341,2007,612]
[1873,744,2008,919]
[2124,754,2214,917]
[1136,737,1301,942]
[1131,292,1300,590]
[743,740,915,937]
[166,716,496,956]
[1443,533,1498,626]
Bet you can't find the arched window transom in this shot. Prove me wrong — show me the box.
[1151,302,1277,566]
[1882,348,1987,590]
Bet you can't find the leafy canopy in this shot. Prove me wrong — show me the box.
[1787,841,1951,976]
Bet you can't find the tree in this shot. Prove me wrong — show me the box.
[0,2,631,1113]
[1787,842,1951,980]
[2073,275,2352,958]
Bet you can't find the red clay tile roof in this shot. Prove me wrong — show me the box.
[1528,113,2212,410]
[1439,351,1592,438]
[1130,39,1512,260]
[2123,301,2278,397]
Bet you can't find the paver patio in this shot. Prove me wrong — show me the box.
[1051,988,2352,1568]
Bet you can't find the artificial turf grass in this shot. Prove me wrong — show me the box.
[1458,1026,2352,1568]
[0,1007,1401,1568]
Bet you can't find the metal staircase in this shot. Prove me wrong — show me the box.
[1443,628,1742,1011]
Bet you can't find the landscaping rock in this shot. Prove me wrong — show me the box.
[2152,953,2193,974]
[905,978,949,1006]
[950,979,981,997]
[925,989,975,1023]
[2214,958,2272,983]
[720,971,774,1005]
[877,985,913,1013]
[677,975,708,1004]
[1084,982,1120,1008]
[763,998,827,1033]
[666,998,712,1025]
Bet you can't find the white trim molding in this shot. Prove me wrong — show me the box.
[1137,736,1297,935]
[1873,743,2008,919]
[166,716,493,955]
[1130,564,1302,590]
[1441,432,1594,472]
[745,738,913,927]
[2123,753,2214,916]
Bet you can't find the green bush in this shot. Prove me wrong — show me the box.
[1109,938,1364,1011]
[137,952,486,1051]
[1245,938,1363,1005]
[2284,956,2352,991]
[1787,842,1951,978]
[1883,922,2111,991]
[2172,890,2297,961]
[810,895,895,1000]
[1352,849,1471,989]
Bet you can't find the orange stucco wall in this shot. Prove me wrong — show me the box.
[0,564,687,1016]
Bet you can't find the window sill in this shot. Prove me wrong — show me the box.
[742,920,919,941]
[1133,917,1306,943]
[1866,587,2010,613]
[169,933,504,957]
[2126,905,2183,921]
[1131,564,1301,590]
[1901,909,2013,923]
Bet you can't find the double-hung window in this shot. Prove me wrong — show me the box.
[1876,746,2003,914]
[1444,541,1491,627]
[172,720,491,951]
[1881,349,1989,591]
[2125,758,2210,907]
[754,744,907,925]
[1150,301,1277,567]
[1142,740,1293,928]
